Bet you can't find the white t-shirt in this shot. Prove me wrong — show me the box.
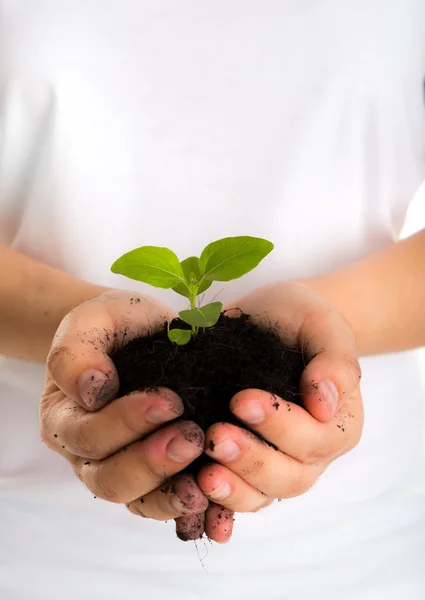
[1,2,425,599]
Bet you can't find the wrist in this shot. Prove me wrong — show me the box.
[36,278,109,363]
[295,275,363,353]
[0,243,109,362]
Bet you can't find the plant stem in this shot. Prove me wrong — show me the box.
[189,288,198,336]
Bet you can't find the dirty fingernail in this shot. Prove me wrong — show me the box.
[175,512,205,541]
[154,388,184,414]
[233,402,266,424]
[319,379,339,416]
[77,369,111,409]
[171,495,186,514]
[210,439,240,462]
[208,481,231,501]
[145,405,180,425]
[167,435,202,463]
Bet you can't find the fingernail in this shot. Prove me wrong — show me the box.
[208,481,231,501]
[319,380,339,416]
[167,435,202,463]
[77,369,110,409]
[210,439,240,462]
[233,402,266,425]
[170,495,186,514]
[145,405,180,425]
[154,388,184,415]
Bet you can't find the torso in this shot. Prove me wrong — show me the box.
[1,2,425,598]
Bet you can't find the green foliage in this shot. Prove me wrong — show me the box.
[111,246,185,288]
[179,302,223,328]
[111,236,274,345]
[172,256,212,298]
[167,329,192,345]
[200,236,274,282]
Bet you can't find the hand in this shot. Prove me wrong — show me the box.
[196,281,364,513]
[40,290,232,542]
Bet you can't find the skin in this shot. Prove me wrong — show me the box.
[1,229,425,542]
[40,290,231,541]
[197,283,363,518]
[40,284,361,542]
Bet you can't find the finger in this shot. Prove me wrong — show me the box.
[301,352,362,422]
[41,386,183,460]
[198,461,272,513]
[298,308,361,422]
[225,282,361,422]
[46,290,173,410]
[175,513,205,542]
[72,421,204,504]
[127,474,208,521]
[204,423,322,499]
[231,389,363,463]
[205,503,234,544]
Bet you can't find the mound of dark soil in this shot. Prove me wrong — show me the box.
[113,313,304,468]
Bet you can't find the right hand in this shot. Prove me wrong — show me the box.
[40,290,233,542]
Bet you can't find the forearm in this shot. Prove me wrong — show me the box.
[0,243,107,363]
[303,229,425,356]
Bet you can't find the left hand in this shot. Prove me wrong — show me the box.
[197,281,364,515]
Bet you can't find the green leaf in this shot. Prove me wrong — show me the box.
[168,329,192,345]
[172,256,213,298]
[179,302,223,328]
[199,236,274,282]
[171,282,191,299]
[182,256,202,282]
[111,246,185,288]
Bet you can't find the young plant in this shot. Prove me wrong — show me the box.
[111,236,274,345]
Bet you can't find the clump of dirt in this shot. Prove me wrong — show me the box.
[113,313,304,453]
[112,313,304,541]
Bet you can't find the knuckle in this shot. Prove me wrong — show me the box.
[73,422,107,460]
[86,465,122,503]
[284,471,316,499]
[46,345,72,376]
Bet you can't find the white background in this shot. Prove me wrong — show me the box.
[404,180,425,235]
[404,181,425,383]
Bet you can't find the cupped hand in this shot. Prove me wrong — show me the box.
[40,290,232,542]
[197,281,364,513]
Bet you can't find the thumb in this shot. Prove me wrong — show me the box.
[298,309,361,422]
[46,290,173,411]
[301,353,362,422]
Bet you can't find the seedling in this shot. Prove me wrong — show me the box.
[111,236,273,345]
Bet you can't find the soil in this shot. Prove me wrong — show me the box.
[112,313,304,474]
